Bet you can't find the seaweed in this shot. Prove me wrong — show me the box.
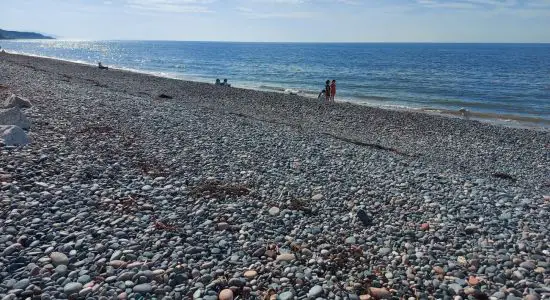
[492,172,517,182]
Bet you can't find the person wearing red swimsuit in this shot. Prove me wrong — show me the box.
[330,80,336,102]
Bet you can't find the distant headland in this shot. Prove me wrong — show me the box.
[0,29,54,40]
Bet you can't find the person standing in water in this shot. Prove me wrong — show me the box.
[330,80,336,102]
[325,80,331,102]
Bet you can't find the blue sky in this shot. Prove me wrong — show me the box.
[2,0,550,42]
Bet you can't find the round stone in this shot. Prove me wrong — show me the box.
[312,194,323,200]
[133,283,152,294]
[276,253,296,262]
[520,261,536,270]
[244,270,257,279]
[345,236,356,244]
[77,275,92,284]
[50,252,69,266]
[378,248,391,255]
[14,279,30,290]
[218,289,233,300]
[268,207,280,216]
[63,282,83,295]
[369,287,391,299]
[278,291,294,300]
[308,285,323,298]
[55,264,68,274]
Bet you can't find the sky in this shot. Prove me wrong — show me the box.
[2,0,550,42]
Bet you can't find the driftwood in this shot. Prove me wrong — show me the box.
[321,132,417,157]
[191,181,250,197]
[492,172,517,182]
[78,124,114,134]
[135,158,171,177]
[158,94,173,99]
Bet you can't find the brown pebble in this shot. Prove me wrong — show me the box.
[244,270,257,279]
[468,275,480,286]
[265,250,277,259]
[109,260,127,268]
[369,287,391,299]
[433,266,445,275]
[219,289,233,300]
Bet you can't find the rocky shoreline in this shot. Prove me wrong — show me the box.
[0,53,549,300]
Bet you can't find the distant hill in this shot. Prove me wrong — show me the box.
[0,29,54,40]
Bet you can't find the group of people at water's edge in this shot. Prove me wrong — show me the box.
[318,80,336,102]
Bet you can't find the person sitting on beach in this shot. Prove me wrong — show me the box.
[98,62,108,70]
[330,80,336,102]
[222,79,231,87]
[215,78,221,85]
[325,80,331,102]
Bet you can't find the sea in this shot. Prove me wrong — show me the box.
[2,40,549,128]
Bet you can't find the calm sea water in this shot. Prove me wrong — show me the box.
[2,40,549,127]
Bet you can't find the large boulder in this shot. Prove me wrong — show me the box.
[0,107,30,129]
[2,94,32,109]
[0,125,29,146]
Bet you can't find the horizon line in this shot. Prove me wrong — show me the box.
[6,38,550,44]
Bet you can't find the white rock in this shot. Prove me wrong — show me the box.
[2,94,32,109]
[268,207,280,216]
[50,252,69,266]
[276,253,296,261]
[308,285,323,298]
[312,194,324,200]
[0,125,29,146]
[0,107,30,129]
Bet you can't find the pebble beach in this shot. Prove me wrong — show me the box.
[1,53,549,300]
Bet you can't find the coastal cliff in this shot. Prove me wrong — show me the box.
[0,29,53,40]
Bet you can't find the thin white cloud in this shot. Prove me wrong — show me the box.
[126,0,215,13]
[417,0,478,9]
[335,0,361,5]
[416,0,521,9]
[463,0,517,7]
[527,0,550,7]
[244,0,307,3]
[236,6,318,18]
[240,0,359,5]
